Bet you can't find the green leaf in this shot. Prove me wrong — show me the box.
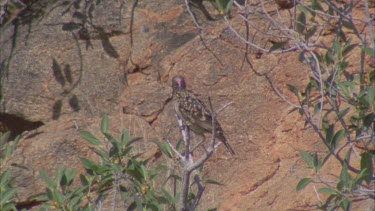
[55,167,64,186]
[319,187,337,195]
[53,190,65,204]
[340,197,351,211]
[342,21,355,31]
[354,167,369,187]
[1,203,17,211]
[342,43,358,57]
[331,130,346,149]
[4,143,13,159]
[0,169,12,187]
[363,113,375,128]
[176,138,184,151]
[103,132,117,146]
[363,47,375,57]
[360,152,373,184]
[90,147,109,160]
[65,168,77,186]
[337,28,347,42]
[80,158,94,172]
[300,150,314,168]
[325,49,334,65]
[80,131,102,146]
[162,189,174,203]
[0,131,10,149]
[305,26,318,40]
[311,0,323,11]
[325,124,335,149]
[313,152,322,172]
[127,137,143,147]
[297,5,310,15]
[215,0,225,13]
[309,77,319,89]
[205,179,224,186]
[225,0,234,13]
[153,141,173,159]
[333,41,341,58]
[40,170,55,189]
[296,178,313,191]
[339,162,350,189]
[140,165,148,180]
[296,12,306,34]
[45,188,53,200]
[0,188,17,205]
[101,114,109,134]
[121,130,131,146]
[369,70,375,83]
[79,174,89,186]
[287,84,301,98]
[269,41,288,53]
[337,61,348,72]
[367,87,375,106]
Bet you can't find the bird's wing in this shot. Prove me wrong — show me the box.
[179,92,216,133]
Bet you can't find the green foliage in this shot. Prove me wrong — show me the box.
[291,1,375,209]
[214,0,234,15]
[39,168,87,211]
[40,114,172,210]
[296,178,313,191]
[0,132,21,211]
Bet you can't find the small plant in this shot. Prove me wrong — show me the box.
[0,132,21,211]
[213,0,234,16]
[39,167,88,211]
[40,114,171,210]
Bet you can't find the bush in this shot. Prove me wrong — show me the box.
[39,114,174,210]
[0,132,21,211]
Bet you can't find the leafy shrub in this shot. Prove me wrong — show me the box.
[0,132,21,211]
[40,115,173,210]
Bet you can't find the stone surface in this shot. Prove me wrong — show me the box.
[1,0,374,210]
[120,81,171,123]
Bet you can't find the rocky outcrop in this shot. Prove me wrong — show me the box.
[1,0,373,210]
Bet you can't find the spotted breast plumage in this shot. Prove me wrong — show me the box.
[172,75,236,156]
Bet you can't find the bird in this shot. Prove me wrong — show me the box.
[172,75,236,156]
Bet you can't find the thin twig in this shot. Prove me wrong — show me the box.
[184,0,203,30]
[166,140,184,160]
[313,185,323,204]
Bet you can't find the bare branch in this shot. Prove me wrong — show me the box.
[184,0,203,30]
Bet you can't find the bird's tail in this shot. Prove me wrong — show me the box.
[218,133,236,157]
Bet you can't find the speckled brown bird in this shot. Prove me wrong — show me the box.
[172,75,235,156]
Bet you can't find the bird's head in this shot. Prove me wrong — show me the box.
[172,75,186,91]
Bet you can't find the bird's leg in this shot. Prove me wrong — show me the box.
[207,97,217,149]
[175,114,193,163]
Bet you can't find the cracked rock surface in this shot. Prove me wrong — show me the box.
[1,0,373,210]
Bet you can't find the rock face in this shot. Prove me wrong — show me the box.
[1,0,373,210]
